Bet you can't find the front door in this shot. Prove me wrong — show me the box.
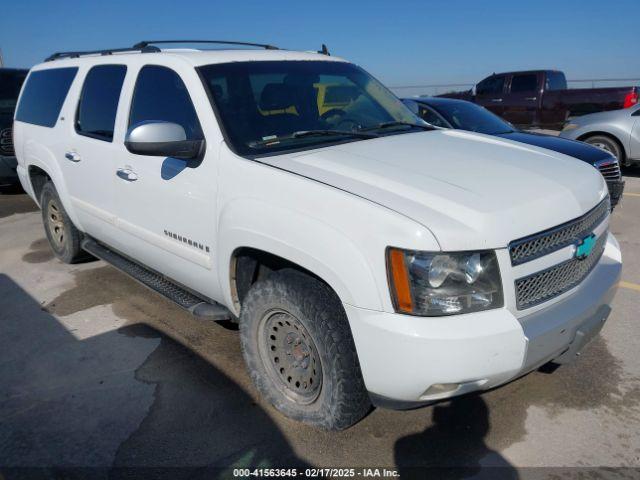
[501,72,541,127]
[475,74,507,117]
[630,109,640,160]
[111,64,220,299]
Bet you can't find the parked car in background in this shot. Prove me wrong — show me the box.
[0,68,28,190]
[14,41,621,430]
[560,104,640,168]
[404,97,625,208]
[438,70,639,130]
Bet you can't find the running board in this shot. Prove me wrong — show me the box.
[81,238,231,321]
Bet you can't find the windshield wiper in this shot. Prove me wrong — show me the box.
[292,129,379,139]
[249,129,378,148]
[359,121,436,132]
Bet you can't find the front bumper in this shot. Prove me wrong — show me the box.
[345,233,622,407]
[607,179,625,209]
[0,155,19,187]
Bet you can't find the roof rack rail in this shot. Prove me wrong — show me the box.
[45,39,279,62]
[133,40,280,50]
[45,45,160,62]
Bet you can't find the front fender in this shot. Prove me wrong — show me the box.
[217,198,382,316]
[576,124,630,158]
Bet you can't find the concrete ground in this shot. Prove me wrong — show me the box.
[1,175,640,479]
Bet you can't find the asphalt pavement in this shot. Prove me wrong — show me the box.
[1,175,640,479]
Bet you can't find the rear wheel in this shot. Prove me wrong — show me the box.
[584,135,624,164]
[40,182,88,264]
[239,269,371,430]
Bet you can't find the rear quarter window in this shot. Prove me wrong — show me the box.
[15,68,78,127]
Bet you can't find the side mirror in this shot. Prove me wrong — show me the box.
[125,121,204,159]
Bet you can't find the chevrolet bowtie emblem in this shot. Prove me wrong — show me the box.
[575,233,596,260]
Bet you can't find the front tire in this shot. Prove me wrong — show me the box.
[584,135,624,163]
[239,269,371,430]
[40,182,87,264]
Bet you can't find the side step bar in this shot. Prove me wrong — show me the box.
[81,238,231,321]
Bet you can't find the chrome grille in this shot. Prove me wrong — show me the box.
[515,231,607,309]
[509,197,610,265]
[595,159,621,181]
[0,128,14,156]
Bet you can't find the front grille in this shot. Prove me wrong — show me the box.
[515,231,607,309]
[596,159,621,181]
[0,128,14,156]
[509,197,610,265]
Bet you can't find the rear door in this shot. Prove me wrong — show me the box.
[502,72,542,127]
[110,64,220,299]
[62,64,127,241]
[475,74,507,117]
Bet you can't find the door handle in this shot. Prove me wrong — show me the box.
[526,97,538,101]
[491,98,503,102]
[65,151,81,162]
[116,168,138,182]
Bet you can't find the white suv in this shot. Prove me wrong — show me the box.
[13,41,622,429]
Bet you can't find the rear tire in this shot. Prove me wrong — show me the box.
[40,182,88,264]
[584,135,624,163]
[239,269,371,430]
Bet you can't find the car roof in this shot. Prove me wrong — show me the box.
[489,69,562,77]
[31,48,348,71]
[405,97,473,108]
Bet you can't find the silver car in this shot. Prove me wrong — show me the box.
[560,104,640,167]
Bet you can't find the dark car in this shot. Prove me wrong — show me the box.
[404,96,625,208]
[437,70,638,130]
[0,68,28,190]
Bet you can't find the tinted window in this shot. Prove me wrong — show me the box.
[76,65,127,141]
[15,68,78,127]
[476,75,505,95]
[418,105,449,128]
[510,74,538,93]
[129,66,202,139]
[545,72,567,91]
[435,101,514,135]
[0,70,27,112]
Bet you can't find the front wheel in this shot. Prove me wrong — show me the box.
[239,269,371,430]
[584,135,624,163]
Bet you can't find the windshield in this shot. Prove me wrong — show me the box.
[198,61,421,156]
[433,101,515,135]
[0,70,27,112]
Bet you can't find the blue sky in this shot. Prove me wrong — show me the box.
[1,0,638,87]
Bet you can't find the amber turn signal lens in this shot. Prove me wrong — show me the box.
[387,248,413,313]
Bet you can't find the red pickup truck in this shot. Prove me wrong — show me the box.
[438,70,639,130]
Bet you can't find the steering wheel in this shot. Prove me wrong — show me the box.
[320,109,360,131]
[320,109,346,121]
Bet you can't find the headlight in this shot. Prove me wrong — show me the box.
[562,123,579,131]
[386,248,503,316]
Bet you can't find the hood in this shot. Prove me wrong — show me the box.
[260,130,607,251]
[495,131,612,164]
